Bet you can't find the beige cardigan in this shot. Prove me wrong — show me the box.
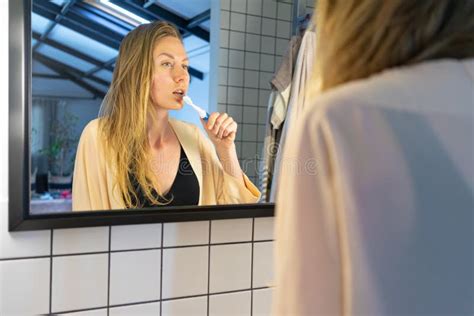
[72,118,261,211]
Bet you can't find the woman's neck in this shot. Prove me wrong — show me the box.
[147,108,173,149]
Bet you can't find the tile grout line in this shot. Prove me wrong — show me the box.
[159,223,164,316]
[207,219,212,316]
[107,226,111,316]
[49,229,53,315]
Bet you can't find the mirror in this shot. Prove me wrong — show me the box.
[21,0,281,217]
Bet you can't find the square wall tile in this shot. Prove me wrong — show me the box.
[242,142,257,159]
[242,124,258,141]
[244,70,259,88]
[244,52,260,70]
[245,34,260,53]
[243,88,259,106]
[219,48,228,66]
[211,218,252,243]
[219,67,228,85]
[253,242,274,288]
[162,296,207,316]
[260,54,275,72]
[259,73,273,90]
[259,91,271,109]
[60,309,107,316]
[230,0,247,13]
[228,68,244,87]
[253,288,273,316]
[0,203,50,259]
[261,36,276,54]
[276,21,291,38]
[209,291,251,316]
[53,227,108,255]
[228,87,243,105]
[111,224,161,251]
[229,31,245,50]
[246,15,261,34]
[220,29,229,48]
[109,302,159,316]
[247,0,262,15]
[276,38,289,56]
[219,85,228,104]
[277,2,292,21]
[243,106,259,124]
[230,12,246,32]
[254,217,274,240]
[261,18,276,36]
[221,10,230,29]
[221,0,230,10]
[262,0,277,18]
[110,250,160,305]
[228,105,243,123]
[0,258,50,316]
[210,243,251,293]
[229,49,245,68]
[162,246,208,299]
[163,221,209,247]
[52,254,108,313]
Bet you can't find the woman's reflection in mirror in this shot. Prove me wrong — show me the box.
[72,21,261,211]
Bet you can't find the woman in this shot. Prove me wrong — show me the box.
[72,21,260,211]
[274,1,473,315]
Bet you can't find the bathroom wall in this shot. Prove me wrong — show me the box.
[0,0,276,315]
[218,0,294,186]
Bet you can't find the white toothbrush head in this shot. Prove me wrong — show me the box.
[183,95,209,120]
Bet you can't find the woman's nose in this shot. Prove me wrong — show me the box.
[174,67,189,83]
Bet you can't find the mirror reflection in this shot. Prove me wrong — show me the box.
[30,0,300,214]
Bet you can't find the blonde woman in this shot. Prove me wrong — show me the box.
[72,21,260,211]
[274,0,473,315]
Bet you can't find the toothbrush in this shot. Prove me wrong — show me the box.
[183,95,210,121]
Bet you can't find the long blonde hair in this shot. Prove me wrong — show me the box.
[313,0,474,91]
[99,21,181,208]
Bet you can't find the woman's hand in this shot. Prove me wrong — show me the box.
[201,112,238,151]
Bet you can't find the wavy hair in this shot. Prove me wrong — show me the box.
[312,0,474,92]
[98,21,182,208]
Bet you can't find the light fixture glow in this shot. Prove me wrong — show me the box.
[99,0,150,25]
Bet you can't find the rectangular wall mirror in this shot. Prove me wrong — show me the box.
[9,0,284,231]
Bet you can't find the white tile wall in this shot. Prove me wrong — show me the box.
[53,227,109,255]
[162,246,208,299]
[162,296,207,316]
[52,254,109,313]
[163,221,209,247]
[0,258,50,315]
[211,218,252,243]
[0,201,51,259]
[254,217,274,240]
[253,242,274,288]
[109,302,159,316]
[111,223,161,251]
[210,243,251,293]
[253,288,273,316]
[209,291,251,316]
[110,250,161,305]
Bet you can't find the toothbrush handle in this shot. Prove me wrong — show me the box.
[203,112,210,121]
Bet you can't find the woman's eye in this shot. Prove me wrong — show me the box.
[182,64,189,70]
[162,62,173,68]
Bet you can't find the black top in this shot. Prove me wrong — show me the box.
[128,146,200,208]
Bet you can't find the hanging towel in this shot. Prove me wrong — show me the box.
[270,24,317,201]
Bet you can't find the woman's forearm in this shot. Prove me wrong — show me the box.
[215,143,246,187]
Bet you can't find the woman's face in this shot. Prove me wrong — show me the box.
[150,36,190,110]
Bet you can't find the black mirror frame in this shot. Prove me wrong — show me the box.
[8,0,274,232]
